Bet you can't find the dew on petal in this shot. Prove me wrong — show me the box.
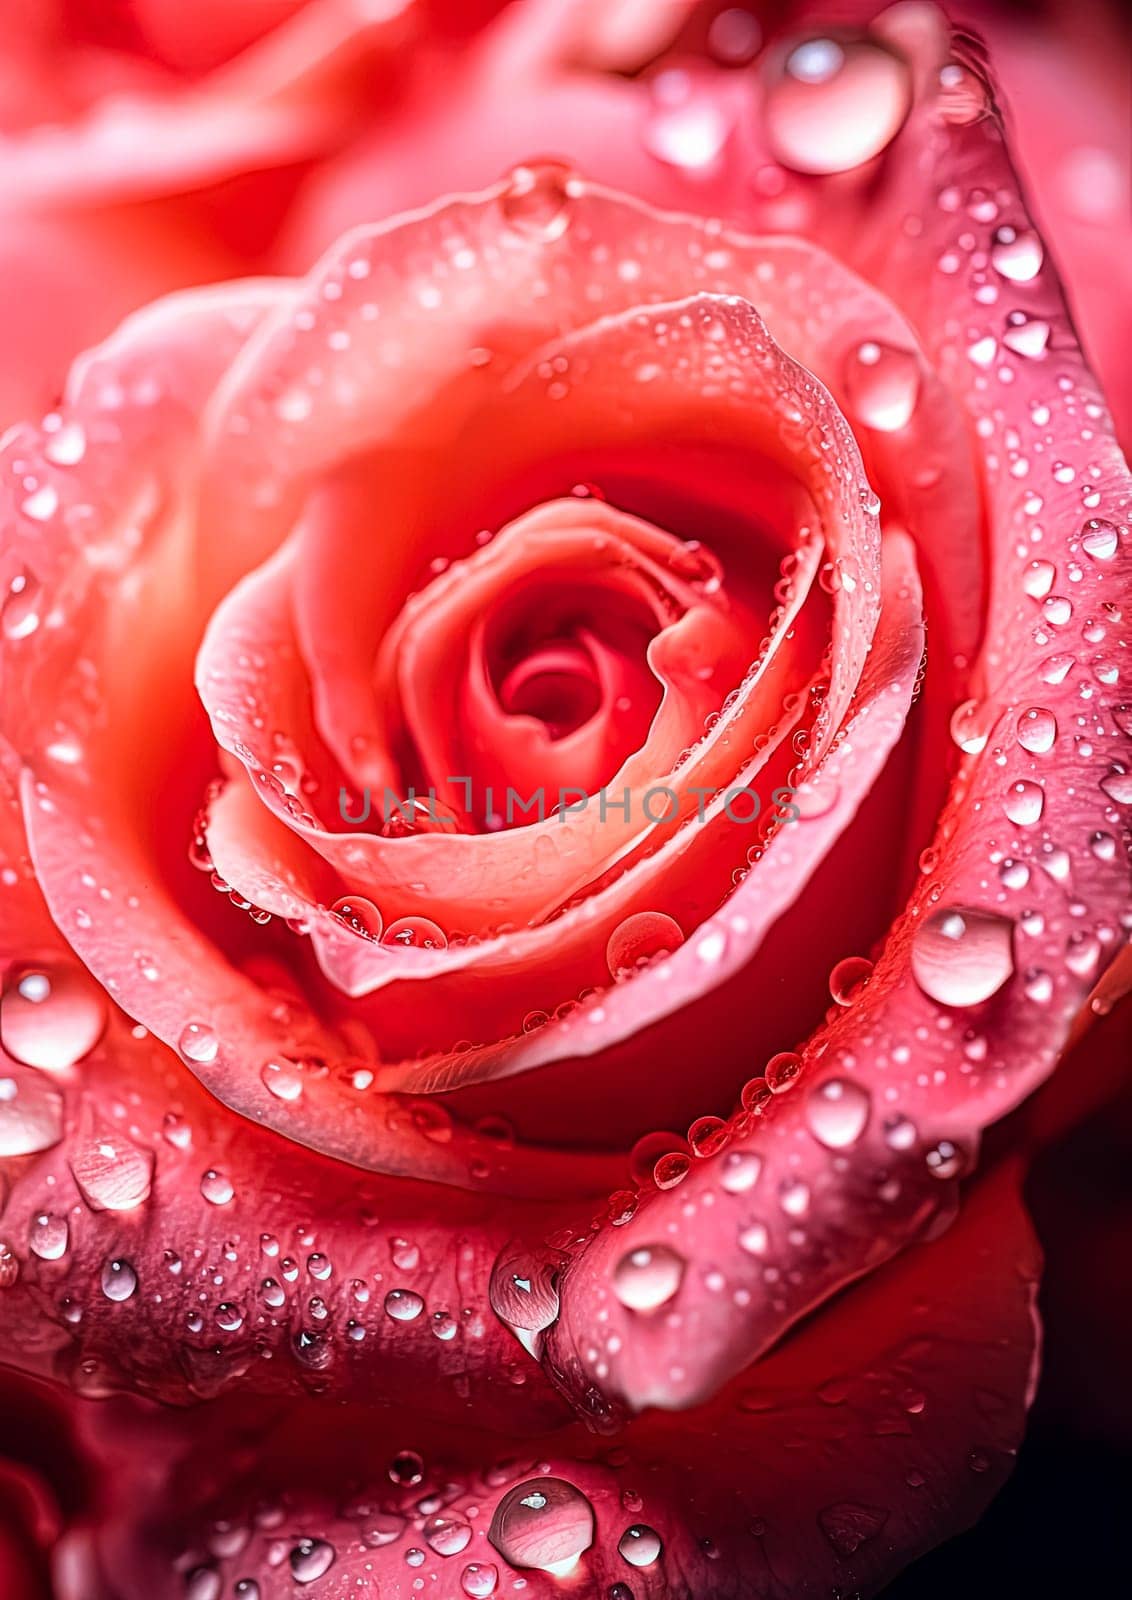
[330,896,383,941]
[425,1515,472,1557]
[1003,780,1045,826]
[460,1563,499,1597]
[489,1244,560,1333]
[500,162,577,241]
[911,907,1015,1007]
[382,916,448,950]
[0,1065,63,1157]
[990,226,1044,283]
[842,340,921,431]
[28,1211,69,1261]
[1080,518,1119,561]
[1016,707,1057,754]
[384,1289,425,1322]
[488,1478,594,1575]
[100,1256,138,1302]
[806,1079,871,1148]
[0,961,107,1072]
[719,1150,762,1194]
[606,911,683,978]
[612,1244,684,1312]
[178,1021,219,1065]
[289,1539,335,1584]
[200,1168,235,1206]
[618,1524,663,1568]
[71,1126,154,1212]
[766,36,911,175]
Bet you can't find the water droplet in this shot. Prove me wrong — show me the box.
[382,916,448,950]
[720,1150,762,1194]
[384,1288,425,1322]
[388,1450,424,1487]
[489,1243,560,1332]
[806,1079,871,1148]
[425,1514,472,1556]
[1003,780,1044,826]
[818,1501,890,1556]
[990,226,1044,283]
[1081,518,1119,560]
[949,698,992,754]
[1100,769,1132,805]
[289,1539,335,1584]
[1016,707,1057,753]
[500,162,577,241]
[606,911,683,978]
[28,1212,69,1261]
[843,340,921,431]
[613,1244,685,1312]
[177,1021,218,1064]
[330,895,383,940]
[911,907,1015,1006]
[100,1256,137,1302]
[779,1177,811,1217]
[884,1114,917,1151]
[0,1065,63,1157]
[44,420,87,465]
[1002,313,1050,359]
[0,961,107,1071]
[925,1140,965,1179]
[261,1057,304,1102]
[71,1126,153,1212]
[618,1524,663,1568]
[200,1168,234,1205]
[829,955,873,1005]
[644,69,733,170]
[488,1478,595,1575]
[1,567,43,640]
[765,35,910,175]
[460,1564,499,1598]
[765,1051,801,1093]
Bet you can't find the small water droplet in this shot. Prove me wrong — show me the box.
[0,1065,63,1157]
[720,1150,762,1194]
[424,1514,472,1556]
[500,162,577,241]
[382,916,448,950]
[460,1563,499,1598]
[28,1212,69,1261]
[71,1126,153,1212]
[1080,518,1119,561]
[261,1057,304,1101]
[177,1021,218,1064]
[911,907,1015,1006]
[200,1168,234,1206]
[829,955,873,1005]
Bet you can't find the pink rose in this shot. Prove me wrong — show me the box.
[0,3,1129,1597]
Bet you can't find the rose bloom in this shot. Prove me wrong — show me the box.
[0,2,1130,1598]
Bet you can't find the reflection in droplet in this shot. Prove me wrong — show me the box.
[618,1524,664,1568]
[606,912,684,978]
[911,907,1015,1007]
[500,163,577,241]
[488,1478,595,1575]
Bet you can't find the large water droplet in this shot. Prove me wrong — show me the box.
[806,1079,871,1148]
[842,341,921,431]
[612,1244,684,1312]
[200,1168,234,1205]
[488,1478,595,1575]
[0,1065,63,1156]
[382,916,448,950]
[0,961,107,1071]
[765,36,910,174]
[911,907,1014,1006]
[618,1524,663,1568]
[1080,518,1119,561]
[500,163,578,241]
[71,1124,153,1211]
[178,1021,218,1064]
